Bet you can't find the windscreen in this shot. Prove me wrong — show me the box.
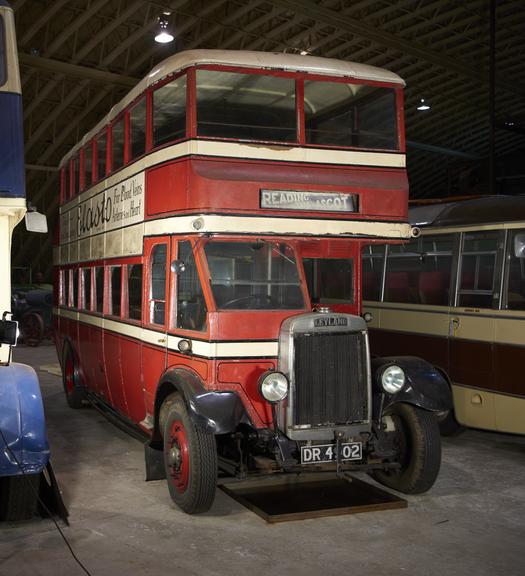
[204,241,304,310]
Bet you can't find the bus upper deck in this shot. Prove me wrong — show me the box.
[56,50,411,269]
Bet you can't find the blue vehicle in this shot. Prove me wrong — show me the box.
[0,0,63,521]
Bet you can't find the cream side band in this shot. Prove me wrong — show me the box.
[364,302,525,347]
[60,139,406,212]
[415,222,525,234]
[54,308,278,358]
[56,215,413,264]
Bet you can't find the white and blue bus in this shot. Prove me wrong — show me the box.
[0,0,53,521]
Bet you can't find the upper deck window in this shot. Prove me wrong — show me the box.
[73,154,79,196]
[95,131,107,181]
[153,75,187,147]
[130,97,146,160]
[83,143,93,189]
[196,70,296,142]
[112,116,125,171]
[304,81,398,150]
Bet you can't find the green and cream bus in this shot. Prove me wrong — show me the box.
[362,195,525,435]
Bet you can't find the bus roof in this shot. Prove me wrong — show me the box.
[410,195,525,228]
[60,49,404,166]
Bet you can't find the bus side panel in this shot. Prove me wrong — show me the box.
[0,93,24,197]
[77,319,92,384]
[142,343,166,417]
[103,330,127,414]
[90,324,109,399]
[494,316,525,434]
[368,327,449,374]
[120,334,145,424]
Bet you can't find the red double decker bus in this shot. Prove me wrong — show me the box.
[54,50,451,514]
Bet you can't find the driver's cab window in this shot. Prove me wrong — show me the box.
[176,241,207,331]
[149,244,167,325]
[304,258,354,305]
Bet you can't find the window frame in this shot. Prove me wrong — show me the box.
[109,265,123,318]
[110,113,127,174]
[191,64,405,152]
[147,242,169,328]
[129,95,148,162]
[125,261,143,323]
[454,230,504,310]
[94,128,108,183]
[81,267,93,311]
[151,70,188,150]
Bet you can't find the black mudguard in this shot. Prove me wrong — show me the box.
[145,368,248,482]
[161,368,247,434]
[371,356,453,414]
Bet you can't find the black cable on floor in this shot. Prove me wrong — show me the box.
[0,426,93,576]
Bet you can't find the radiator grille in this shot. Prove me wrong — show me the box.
[293,331,368,427]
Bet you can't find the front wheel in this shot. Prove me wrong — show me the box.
[372,403,441,494]
[162,394,217,514]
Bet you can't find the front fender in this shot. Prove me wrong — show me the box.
[371,356,453,414]
[0,363,50,476]
[158,368,248,435]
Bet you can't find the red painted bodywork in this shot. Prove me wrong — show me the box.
[54,61,409,435]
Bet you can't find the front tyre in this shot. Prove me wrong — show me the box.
[162,395,217,514]
[372,403,441,494]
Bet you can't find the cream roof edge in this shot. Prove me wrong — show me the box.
[59,49,405,167]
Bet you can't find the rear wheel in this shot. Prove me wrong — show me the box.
[162,394,217,514]
[372,403,441,494]
[0,474,40,521]
[62,346,85,409]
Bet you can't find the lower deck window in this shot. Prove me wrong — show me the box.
[110,266,122,316]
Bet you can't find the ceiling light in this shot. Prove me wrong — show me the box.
[155,12,174,44]
[417,98,431,111]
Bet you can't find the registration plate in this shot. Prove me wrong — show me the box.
[300,442,362,464]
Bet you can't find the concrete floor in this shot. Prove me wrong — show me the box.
[1,344,524,576]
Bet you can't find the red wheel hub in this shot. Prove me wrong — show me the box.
[166,420,190,493]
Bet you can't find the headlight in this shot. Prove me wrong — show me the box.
[259,371,288,403]
[381,365,405,394]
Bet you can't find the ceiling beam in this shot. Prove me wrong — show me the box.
[18,53,139,88]
[266,0,525,97]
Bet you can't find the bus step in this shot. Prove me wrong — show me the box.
[219,473,406,523]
